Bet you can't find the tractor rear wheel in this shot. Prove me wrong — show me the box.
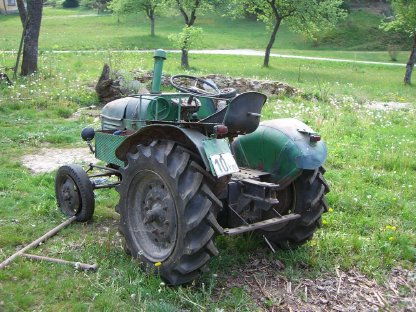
[117,140,223,285]
[260,167,329,249]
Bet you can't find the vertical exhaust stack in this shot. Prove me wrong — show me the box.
[151,49,167,94]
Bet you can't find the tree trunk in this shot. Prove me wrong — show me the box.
[150,16,155,36]
[181,48,189,69]
[21,0,43,76]
[263,18,282,67]
[16,0,27,26]
[2,0,8,14]
[404,34,416,85]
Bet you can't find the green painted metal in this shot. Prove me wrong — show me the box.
[197,98,217,119]
[203,139,233,176]
[115,124,213,171]
[101,95,188,131]
[231,118,327,187]
[95,131,127,167]
[151,49,167,94]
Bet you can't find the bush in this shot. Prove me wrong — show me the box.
[62,0,79,8]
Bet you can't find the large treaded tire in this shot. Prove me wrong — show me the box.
[55,164,95,222]
[117,140,223,285]
[261,167,330,249]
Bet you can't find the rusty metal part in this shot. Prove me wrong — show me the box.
[223,214,301,236]
[0,216,76,269]
[21,253,97,271]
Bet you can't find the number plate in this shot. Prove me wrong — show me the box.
[209,152,239,177]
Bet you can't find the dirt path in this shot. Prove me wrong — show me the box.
[215,253,416,312]
[21,147,97,173]
[1,49,406,67]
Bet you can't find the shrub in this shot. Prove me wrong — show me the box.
[62,0,79,8]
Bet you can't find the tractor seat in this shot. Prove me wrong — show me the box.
[199,91,267,136]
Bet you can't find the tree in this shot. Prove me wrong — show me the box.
[109,0,162,36]
[171,0,201,68]
[81,0,111,14]
[383,0,416,84]
[168,26,203,68]
[168,0,226,68]
[235,0,346,67]
[17,0,43,76]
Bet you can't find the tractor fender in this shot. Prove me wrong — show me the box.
[115,124,212,170]
[231,118,327,188]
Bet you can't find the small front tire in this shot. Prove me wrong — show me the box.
[55,164,95,222]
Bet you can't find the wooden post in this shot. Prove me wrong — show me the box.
[13,15,30,79]
[21,253,97,271]
[0,216,76,269]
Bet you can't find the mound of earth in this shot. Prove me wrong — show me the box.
[95,65,299,103]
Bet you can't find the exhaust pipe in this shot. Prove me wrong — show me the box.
[151,49,167,94]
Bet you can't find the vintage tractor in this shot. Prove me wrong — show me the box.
[55,50,329,285]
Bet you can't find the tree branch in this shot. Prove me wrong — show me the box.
[176,0,190,25]
[188,0,200,26]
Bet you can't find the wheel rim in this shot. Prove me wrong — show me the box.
[57,175,80,216]
[128,170,177,262]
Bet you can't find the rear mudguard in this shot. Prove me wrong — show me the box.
[231,118,327,188]
[115,124,227,174]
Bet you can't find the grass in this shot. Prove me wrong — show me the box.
[0,50,415,311]
[0,7,411,63]
[0,5,415,310]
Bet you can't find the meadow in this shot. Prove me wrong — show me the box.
[0,6,415,312]
[0,7,411,63]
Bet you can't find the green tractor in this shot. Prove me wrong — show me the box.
[55,50,329,285]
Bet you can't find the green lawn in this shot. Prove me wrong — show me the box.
[0,50,415,310]
[0,7,411,64]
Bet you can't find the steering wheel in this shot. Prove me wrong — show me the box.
[170,75,221,97]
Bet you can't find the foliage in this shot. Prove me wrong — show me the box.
[235,0,346,39]
[233,0,346,66]
[382,0,416,84]
[62,0,79,8]
[168,25,203,50]
[382,0,416,36]
[108,0,163,35]
[108,0,159,16]
[80,0,111,13]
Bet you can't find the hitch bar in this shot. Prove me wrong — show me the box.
[223,213,301,236]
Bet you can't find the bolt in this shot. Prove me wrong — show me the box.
[163,206,168,211]
[164,220,169,226]
[144,206,150,211]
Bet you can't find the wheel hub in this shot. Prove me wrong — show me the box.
[59,178,79,215]
[128,171,177,262]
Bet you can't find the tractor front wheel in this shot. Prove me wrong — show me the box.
[55,164,95,222]
[260,167,329,249]
[117,141,223,285]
